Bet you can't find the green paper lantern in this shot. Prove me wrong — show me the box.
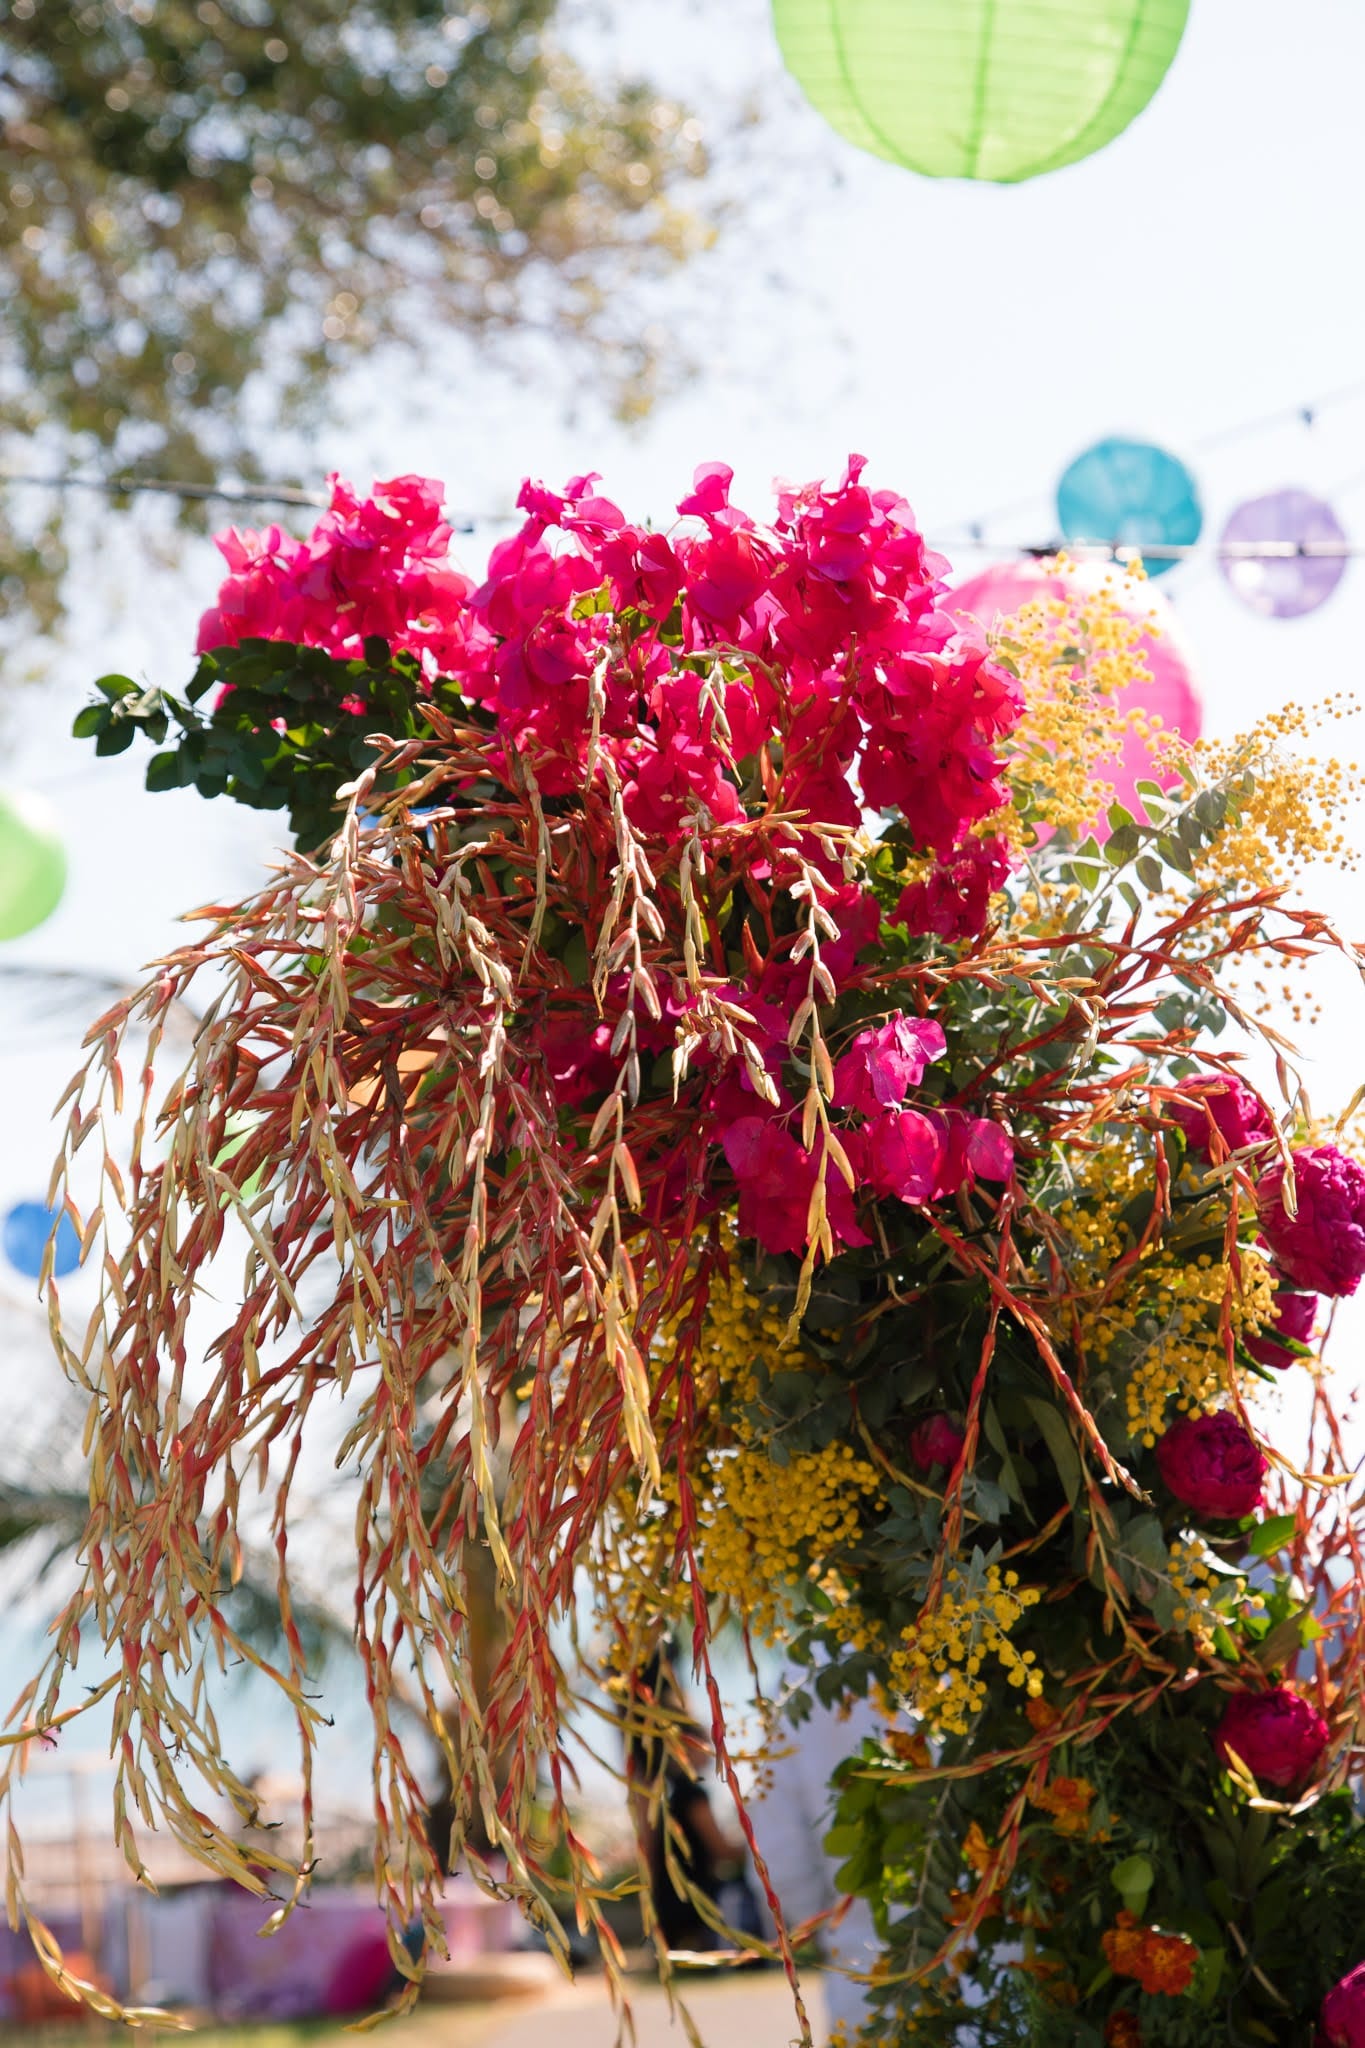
[772,0,1191,184]
[0,788,67,941]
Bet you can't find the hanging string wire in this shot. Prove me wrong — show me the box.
[940,375,1365,543]
[3,456,1365,563]
[0,470,330,511]
[0,468,505,531]
[946,538,1365,562]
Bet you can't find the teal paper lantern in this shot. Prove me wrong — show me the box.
[772,0,1190,184]
[0,788,67,940]
[1056,437,1202,576]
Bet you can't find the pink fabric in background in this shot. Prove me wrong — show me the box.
[205,1881,520,2020]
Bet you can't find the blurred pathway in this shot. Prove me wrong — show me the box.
[406,1972,827,2048]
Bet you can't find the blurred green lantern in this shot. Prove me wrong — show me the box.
[771,0,1190,183]
[0,789,67,941]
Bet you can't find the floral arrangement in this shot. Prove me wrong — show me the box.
[9,459,1365,2044]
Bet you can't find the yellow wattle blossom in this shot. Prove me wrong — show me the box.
[1167,1535,1259,1644]
[697,1438,884,1645]
[992,559,1163,848]
[615,1242,886,1648]
[1052,1143,1275,1443]
[1156,695,1365,1029]
[1171,697,1363,897]
[889,1560,1044,1737]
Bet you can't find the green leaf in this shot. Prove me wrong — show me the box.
[144,750,187,793]
[93,720,137,756]
[71,705,107,739]
[1246,1512,1297,1558]
[1025,1397,1082,1506]
[1105,825,1141,866]
[1110,1854,1154,1918]
[561,932,590,988]
[94,672,139,700]
[1135,854,1164,893]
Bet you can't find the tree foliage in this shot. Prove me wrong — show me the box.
[0,0,708,662]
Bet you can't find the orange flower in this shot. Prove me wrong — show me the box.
[1139,1933,1198,1996]
[945,1884,1004,1927]
[1105,2014,1143,2048]
[1026,1695,1062,1733]
[1102,1912,1198,1997]
[1008,1956,1077,2005]
[962,1821,994,1875]
[1031,1774,1095,1837]
[885,1728,933,1768]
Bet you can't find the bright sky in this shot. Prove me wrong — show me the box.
[3,0,1365,1821]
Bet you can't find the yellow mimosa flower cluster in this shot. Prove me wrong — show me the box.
[994,560,1163,845]
[888,1561,1043,1737]
[697,1439,884,1644]
[1052,1148,1274,1442]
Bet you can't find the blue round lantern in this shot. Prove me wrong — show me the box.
[1056,437,1202,576]
[3,1199,82,1280]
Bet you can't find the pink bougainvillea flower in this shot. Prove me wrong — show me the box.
[1260,1145,1365,1297]
[197,458,1028,866]
[1321,1962,1365,2047]
[963,1118,1014,1183]
[720,1115,868,1256]
[833,1015,947,1116]
[861,1109,945,1206]
[895,835,1014,944]
[677,461,742,527]
[928,1112,1014,1197]
[1171,1076,1276,1161]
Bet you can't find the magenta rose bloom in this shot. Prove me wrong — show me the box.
[1246,1288,1317,1369]
[1155,1410,1266,1520]
[1260,1145,1365,1297]
[1321,1962,1365,2047]
[1214,1685,1329,1789]
[909,1414,966,1473]
[1172,1077,1275,1161]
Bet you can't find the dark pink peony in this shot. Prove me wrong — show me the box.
[909,1414,966,1473]
[1155,1410,1267,1521]
[1214,1685,1329,1789]
[1320,1962,1365,2047]
[1260,1145,1365,1297]
[1245,1289,1317,1370]
[1171,1077,1275,1160]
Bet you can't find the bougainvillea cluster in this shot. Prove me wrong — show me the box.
[9,462,1365,2045]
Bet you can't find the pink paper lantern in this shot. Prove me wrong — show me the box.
[950,559,1202,834]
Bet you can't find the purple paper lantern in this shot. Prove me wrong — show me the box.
[1218,489,1348,619]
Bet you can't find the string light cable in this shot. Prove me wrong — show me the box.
[940,374,1365,546]
[4,461,1365,563]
